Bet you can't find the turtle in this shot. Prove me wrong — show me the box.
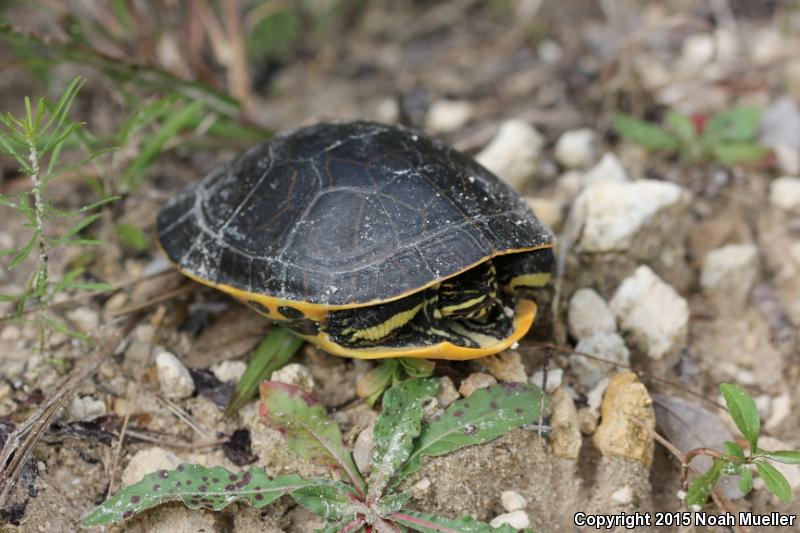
[156,121,554,360]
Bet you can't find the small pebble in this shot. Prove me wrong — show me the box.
[458,372,497,397]
[700,244,759,311]
[66,308,99,332]
[554,128,596,169]
[481,351,527,383]
[568,288,616,340]
[271,363,315,393]
[476,120,544,191]
[526,197,563,231]
[770,176,800,214]
[583,153,628,185]
[490,510,530,529]
[155,350,195,400]
[121,447,181,486]
[436,376,460,408]
[571,332,630,390]
[500,490,527,512]
[353,423,375,475]
[211,360,247,383]
[529,368,563,393]
[610,266,688,361]
[611,486,634,505]
[425,99,474,133]
[66,395,107,422]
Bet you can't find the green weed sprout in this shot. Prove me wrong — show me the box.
[0,77,116,349]
[85,378,544,531]
[682,383,800,508]
[613,107,768,165]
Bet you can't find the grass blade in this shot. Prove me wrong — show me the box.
[121,100,204,190]
[225,326,302,417]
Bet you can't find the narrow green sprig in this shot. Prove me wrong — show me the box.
[0,77,117,349]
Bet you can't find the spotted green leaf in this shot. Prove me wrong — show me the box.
[686,457,724,508]
[755,460,793,503]
[391,383,543,487]
[369,378,438,500]
[291,480,361,522]
[81,464,317,526]
[720,383,760,454]
[391,510,534,532]
[259,381,366,495]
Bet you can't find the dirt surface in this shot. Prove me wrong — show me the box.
[1,1,800,532]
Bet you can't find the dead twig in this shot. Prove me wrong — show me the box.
[0,315,141,508]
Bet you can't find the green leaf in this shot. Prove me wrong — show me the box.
[720,383,760,454]
[117,95,180,145]
[391,510,532,533]
[612,113,678,150]
[755,460,793,503]
[60,213,101,241]
[398,357,436,378]
[50,267,84,296]
[356,360,397,406]
[42,314,89,342]
[259,381,366,495]
[116,223,150,252]
[42,77,85,152]
[81,464,319,526]
[121,100,205,190]
[756,450,800,465]
[369,378,438,500]
[723,441,746,461]
[705,106,762,142]
[9,233,37,269]
[225,326,302,417]
[665,111,696,144]
[739,466,753,494]
[686,457,724,508]
[392,383,544,487]
[291,480,360,521]
[710,143,769,165]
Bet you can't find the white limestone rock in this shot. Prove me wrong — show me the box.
[610,266,689,361]
[476,120,544,191]
[700,244,759,310]
[155,350,195,400]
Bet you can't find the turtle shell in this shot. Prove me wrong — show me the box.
[157,121,553,308]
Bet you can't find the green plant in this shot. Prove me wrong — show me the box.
[613,107,769,165]
[85,378,544,531]
[0,77,117,349]
[682,383,800,508]
[356,358,436,406]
